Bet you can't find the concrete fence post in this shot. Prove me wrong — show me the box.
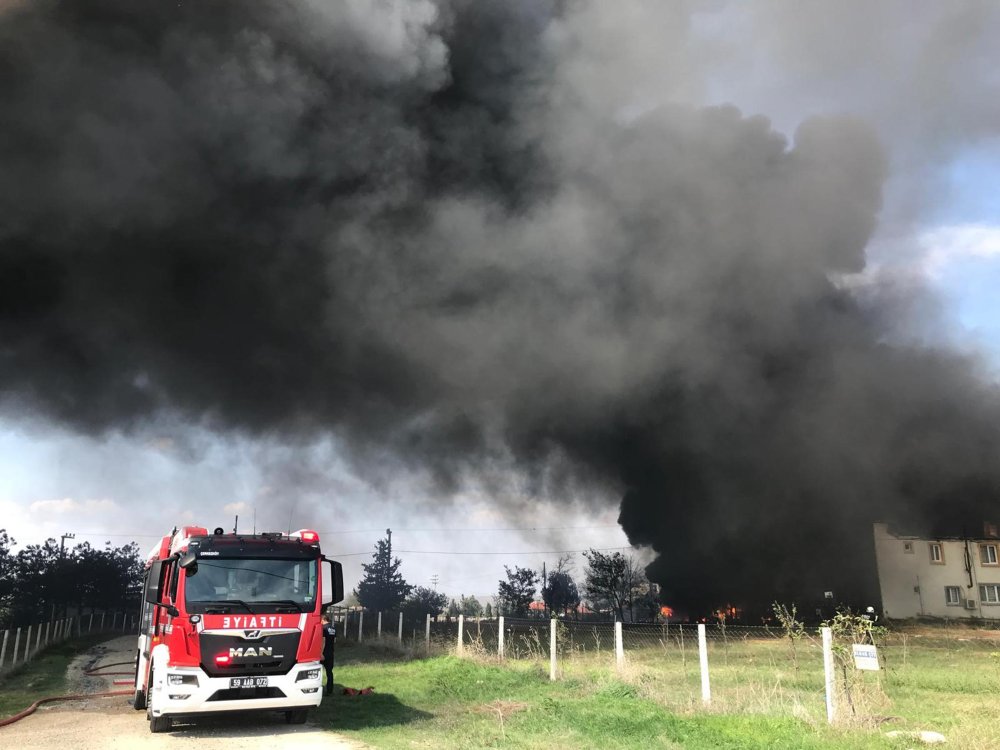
[34,623,42,654]
[615,621,624,670]
[457,615,464,656]
[698,624,711,704]
[498,616,505,660]
[377,611,383,640]
[100,612,106,631]
[398,612,404,644]
[0,629,9,669]
[13,628,21,665]
[550,619,557,681]
[44,620,50,646]
[358,610,364,642]
[425,614,431,653]
[25,625,33,661]
[89,613,94,633]
[822,626,836,724]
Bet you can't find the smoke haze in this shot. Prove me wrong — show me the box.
[2,0,1000,611]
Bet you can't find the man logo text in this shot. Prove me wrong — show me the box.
[229,647,273,658]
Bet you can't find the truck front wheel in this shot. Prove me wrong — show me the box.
[285,709,308,724]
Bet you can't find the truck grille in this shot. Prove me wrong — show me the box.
[199,632,300,677]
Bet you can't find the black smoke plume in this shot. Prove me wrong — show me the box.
[2,0,999,613]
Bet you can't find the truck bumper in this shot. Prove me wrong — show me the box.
[149,662,324,717]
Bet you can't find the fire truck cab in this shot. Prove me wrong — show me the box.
[133,525,343,733]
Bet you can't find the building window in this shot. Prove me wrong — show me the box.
[980,544,998,566]
[981,584,1000,604]
[929,543,944,564]
[903,542,914,554]
[945,586,961,605]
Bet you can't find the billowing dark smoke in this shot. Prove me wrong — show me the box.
[2,0,999,613]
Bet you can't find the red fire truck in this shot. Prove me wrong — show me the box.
[133,525,343,732]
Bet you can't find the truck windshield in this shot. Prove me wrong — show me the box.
[184,557,317,613]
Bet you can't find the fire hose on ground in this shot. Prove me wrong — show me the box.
[0,661,134,728]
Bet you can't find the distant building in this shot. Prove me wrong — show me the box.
[873,521,1000,619]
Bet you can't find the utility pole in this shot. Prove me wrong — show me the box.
[386,528,392,586]
[542,561,547,617]
[431,574,439,590]
[58,533,75,619]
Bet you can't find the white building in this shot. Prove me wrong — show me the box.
[873,521,1000,620]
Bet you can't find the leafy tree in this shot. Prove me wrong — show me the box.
[460,594,482,617]
[542,555,581,616]
[355,532,412,611]
[0,532,143,628]
[582,549,645,621]
[446,598,460,618]
[402,586,447,621]
[484,602,493,618]
[497,565,538,616]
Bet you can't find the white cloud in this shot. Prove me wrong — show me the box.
[916,223,1000,279]
[222,501,249,514]
[28,497,118,514]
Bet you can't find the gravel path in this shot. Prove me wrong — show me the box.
[1,635,364,750]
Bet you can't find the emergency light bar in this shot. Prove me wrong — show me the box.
[290,529,320,543]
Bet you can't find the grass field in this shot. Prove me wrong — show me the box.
[316,629,1000,749]
[0,634,114,719]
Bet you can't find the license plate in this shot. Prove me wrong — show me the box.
[230,677,268,689]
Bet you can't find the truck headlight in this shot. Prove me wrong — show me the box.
[296,668,321,682]
[168,674,199,686]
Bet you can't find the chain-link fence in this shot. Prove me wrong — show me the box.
[335,611,918,724]
[0,609,137,673]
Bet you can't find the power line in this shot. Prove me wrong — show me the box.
[333,546,631,557]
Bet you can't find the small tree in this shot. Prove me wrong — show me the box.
[355,532,412,612]
[447,598,460,618]
[460,594,483,618]
[582,549,644,620]
[402,586,447,621]
[542,554,580,617]
[484,602,493,619]
[497,565,538,616]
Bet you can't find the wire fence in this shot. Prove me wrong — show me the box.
[0,610,137,673]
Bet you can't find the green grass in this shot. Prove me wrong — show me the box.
[315,641,918,749]
[0,634,117,719]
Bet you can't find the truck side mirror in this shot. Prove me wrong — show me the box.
[144,560,165,605]
[179,551,198,576]
[321,559,344,605]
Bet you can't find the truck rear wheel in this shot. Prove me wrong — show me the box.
[149,714,172,733]
[285,709,308,724]
[132,652,147,710]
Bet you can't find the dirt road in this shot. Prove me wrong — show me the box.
[1,636,364,750]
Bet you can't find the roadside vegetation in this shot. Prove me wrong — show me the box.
[0,633,115,719]
[317,629,998,750]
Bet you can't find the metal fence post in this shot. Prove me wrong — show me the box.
[425,614,431,653]
[377,611,383,640]
[822,626,836,724]
[615,621,624,670]
[457,615,464,656]
[550,619,557,681]
[698,623,711,704]
[358,610,364,642]
[498,616,505,660]
[398,612,403,644]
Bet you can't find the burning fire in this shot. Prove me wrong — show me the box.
[660,605,674,618]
